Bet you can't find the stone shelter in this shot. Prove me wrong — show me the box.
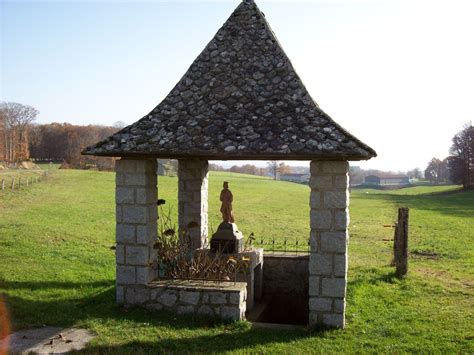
[83,0,376,328]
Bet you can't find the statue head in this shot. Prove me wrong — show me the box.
[223,181,229,189]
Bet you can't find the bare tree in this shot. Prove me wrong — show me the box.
[414,168,422,179]
[209,163,226,171]
[0,109,6,160]
[113,121,127,129]
[407,168,422,180]
[424,158,446,184]
[0,102,38,161]
[349,167,366,185]
[278,162,292,175]
[267,161,292,180]
[267,161,279,180]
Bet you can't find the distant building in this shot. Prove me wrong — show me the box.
[280,173,310,183]
[364,175,410,186]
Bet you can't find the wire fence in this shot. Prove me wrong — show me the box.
[0,170,49,192]
[247,235,310,255]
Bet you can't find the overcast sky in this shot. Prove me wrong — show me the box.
[2,0,473,171]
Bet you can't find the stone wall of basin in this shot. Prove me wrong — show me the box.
[263,254,309,296]
[123,280,247,321]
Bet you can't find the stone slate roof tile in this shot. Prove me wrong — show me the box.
[83,0,376,161]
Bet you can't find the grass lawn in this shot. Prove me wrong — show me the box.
[0,169,473,353]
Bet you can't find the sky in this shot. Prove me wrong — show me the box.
[1,0,473,171]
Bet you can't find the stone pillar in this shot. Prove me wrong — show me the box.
[178,159,209,250]
[115,158,158,304]
[308,160,349,328]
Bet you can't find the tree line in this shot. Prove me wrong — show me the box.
[4,102,471,186]
[0,101,118,170]
[161,161,294,178]
[425,123,473,189]
[29,123,118,169]
[0,101,296,176]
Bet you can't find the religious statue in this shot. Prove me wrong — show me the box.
[220,181,234,223]
[211,181,243,253]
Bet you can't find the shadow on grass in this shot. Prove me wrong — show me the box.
[1,280,113,290]
[2,280,114,328]
[356,188,474,219]
[2,280,218,331]
[2,280,325,352]
[348,268,400,287]
[78,327,318,353]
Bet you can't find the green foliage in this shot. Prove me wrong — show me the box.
[0,169,472,352]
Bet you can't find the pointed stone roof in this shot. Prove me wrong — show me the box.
[83,0,376,161]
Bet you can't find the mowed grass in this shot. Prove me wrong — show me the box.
[0,169,473,353]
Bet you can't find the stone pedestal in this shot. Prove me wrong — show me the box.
[115,158,158,304]
[235,248,263,310]
[308,160,349,328]
[210,222,244,254]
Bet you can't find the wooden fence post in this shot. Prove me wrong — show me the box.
[26,177,29,187]
[394,207,409,277]
[11,177,15,191]
[18,177,21,189]
[1,179,4,191]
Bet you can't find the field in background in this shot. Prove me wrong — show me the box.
[0,163,52,192]
[0,168,46,180]
[159,171,310,247]
[0,169,472,352]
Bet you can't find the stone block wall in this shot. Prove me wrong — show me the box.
[123,280,247,321]
[115,159,158,304]
[263,255,308,296]
[309,160,349,328]
[234,248,263,310]
[178,160,209,249]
